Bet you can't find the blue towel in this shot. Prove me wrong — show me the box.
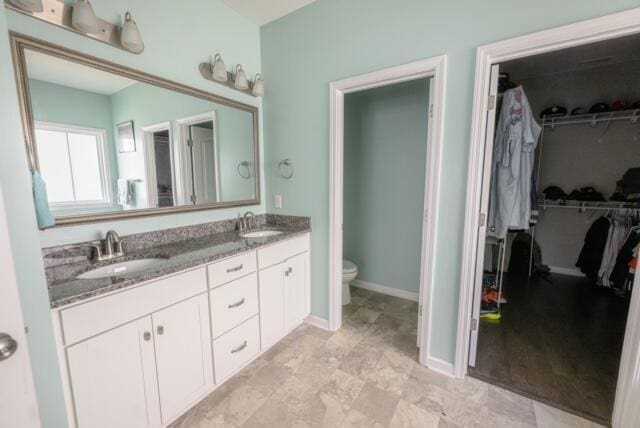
[32,171,55,230]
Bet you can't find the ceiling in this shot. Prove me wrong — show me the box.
[25,50,136,96]
[504,32,640,81]
[223,0,317,25]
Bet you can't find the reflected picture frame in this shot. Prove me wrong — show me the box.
[117,121,136,153]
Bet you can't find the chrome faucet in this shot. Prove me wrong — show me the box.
[238,211,255,232]
[89,230,124,262]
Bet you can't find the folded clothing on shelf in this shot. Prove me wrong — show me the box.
[566,187,605,202]
[616,168,640,199]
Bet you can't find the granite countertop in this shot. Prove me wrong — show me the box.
[46,215,310,308]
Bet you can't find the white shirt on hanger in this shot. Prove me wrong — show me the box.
[488,86,541,239]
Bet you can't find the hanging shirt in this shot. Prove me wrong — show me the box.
[488,86,541,239]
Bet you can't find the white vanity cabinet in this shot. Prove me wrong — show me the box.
[257,234,311,350]
[55,232,310,428]
[66,316,161,428]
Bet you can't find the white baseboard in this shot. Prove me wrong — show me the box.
[549,266,585,277]
[352,280,419,302]
[305,315,330,330]
[426,356,455,377]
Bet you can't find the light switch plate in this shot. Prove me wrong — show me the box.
[274,195,282,209]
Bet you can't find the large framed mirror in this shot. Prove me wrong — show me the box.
[11,33,260,226]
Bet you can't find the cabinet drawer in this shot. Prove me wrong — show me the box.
[208,252,257,288]
[210,273,259,338]
[60,267,207,346]
[258,234,310,269]
[213,316,260,382]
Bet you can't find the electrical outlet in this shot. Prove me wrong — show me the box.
[274,194,282,209]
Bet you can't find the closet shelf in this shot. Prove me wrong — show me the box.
[542,109,640,128]
[540,199,640,210]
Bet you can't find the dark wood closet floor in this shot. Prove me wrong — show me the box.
[468,272,630,426]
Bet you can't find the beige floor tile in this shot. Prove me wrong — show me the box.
[389,399,440,428]
[533,402,606,428]
[247,360,293,394]
[318,369,366,409]
[338,341,382,379]
[351,381,402,426]
[298,392,349,427]
[487,385,537,426]
[208,384,269,426]
[274,375,323,415]
[339,409,385,428]
[241,398,302,428]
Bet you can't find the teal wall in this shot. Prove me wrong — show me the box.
[260,0,640,363]
[343,79,428,294]
[28,79,121,215]
[1,1,261,426]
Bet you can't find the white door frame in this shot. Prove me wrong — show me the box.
[456,7,640,426]
[329,55,447,368]
[0,185,41,427]
[176,112,220,205]
[142,121,174,209]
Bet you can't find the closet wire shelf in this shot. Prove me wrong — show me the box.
[540,199,640,211]
[542,109,640,128]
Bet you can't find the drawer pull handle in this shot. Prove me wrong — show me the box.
[226,264,244,273]
[228,298,246,309]
[231,340,248,354]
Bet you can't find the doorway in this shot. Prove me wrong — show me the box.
[329,55,447,370]
[458,9,640,427]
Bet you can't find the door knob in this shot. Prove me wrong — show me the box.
[0,333,18,361]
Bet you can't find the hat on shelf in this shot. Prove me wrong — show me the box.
[571,107,587,115]
[612,100,629,111]
[540,105,567,119]
[542,185,567,201]
[589,102,611,114]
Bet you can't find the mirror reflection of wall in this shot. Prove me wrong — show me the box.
[23,48,258,219]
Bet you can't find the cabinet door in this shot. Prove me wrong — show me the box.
[67,317,160,428]
[152,293,214,424]
[284,252,309,331]
[258,262,285,349]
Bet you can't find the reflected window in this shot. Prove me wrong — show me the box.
[35,122,112,209]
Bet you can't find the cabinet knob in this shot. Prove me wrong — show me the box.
[157,326,164,335]
[143,332,151,341]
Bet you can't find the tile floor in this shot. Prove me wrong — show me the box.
[169,287,605,427]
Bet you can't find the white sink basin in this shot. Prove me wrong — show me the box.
[240,230,283,239]
[77,258,166,279]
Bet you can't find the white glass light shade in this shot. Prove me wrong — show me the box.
[234,65,248,90]
[211,54,228,82]
[121,12,144,53]
[252,74,264,97]
[7,0,43,12]
[71,0,99,34]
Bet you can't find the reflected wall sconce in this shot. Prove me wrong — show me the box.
[237,161,251,179]
[200,54,265,97]
[4,0,145,54]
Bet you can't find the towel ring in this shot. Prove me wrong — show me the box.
[278,158,294,179]
[237,161,251,179]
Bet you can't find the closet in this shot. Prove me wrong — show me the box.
[469,33,640,426]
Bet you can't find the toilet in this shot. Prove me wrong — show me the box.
[342,259,358,305]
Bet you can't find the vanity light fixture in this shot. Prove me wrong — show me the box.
[234,65,249,90]
[120,12,144,53]
[211,53,228,82]
[7,0,42,12]
[71,0,99,34]
[252,74,265,97]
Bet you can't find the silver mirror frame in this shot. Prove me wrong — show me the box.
[10,33,260,226]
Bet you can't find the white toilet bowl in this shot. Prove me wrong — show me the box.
[342,259,358,305]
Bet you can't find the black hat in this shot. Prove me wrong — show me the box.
[589,102,611,114]
[540,106,567,119]
[571,107,587,115]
